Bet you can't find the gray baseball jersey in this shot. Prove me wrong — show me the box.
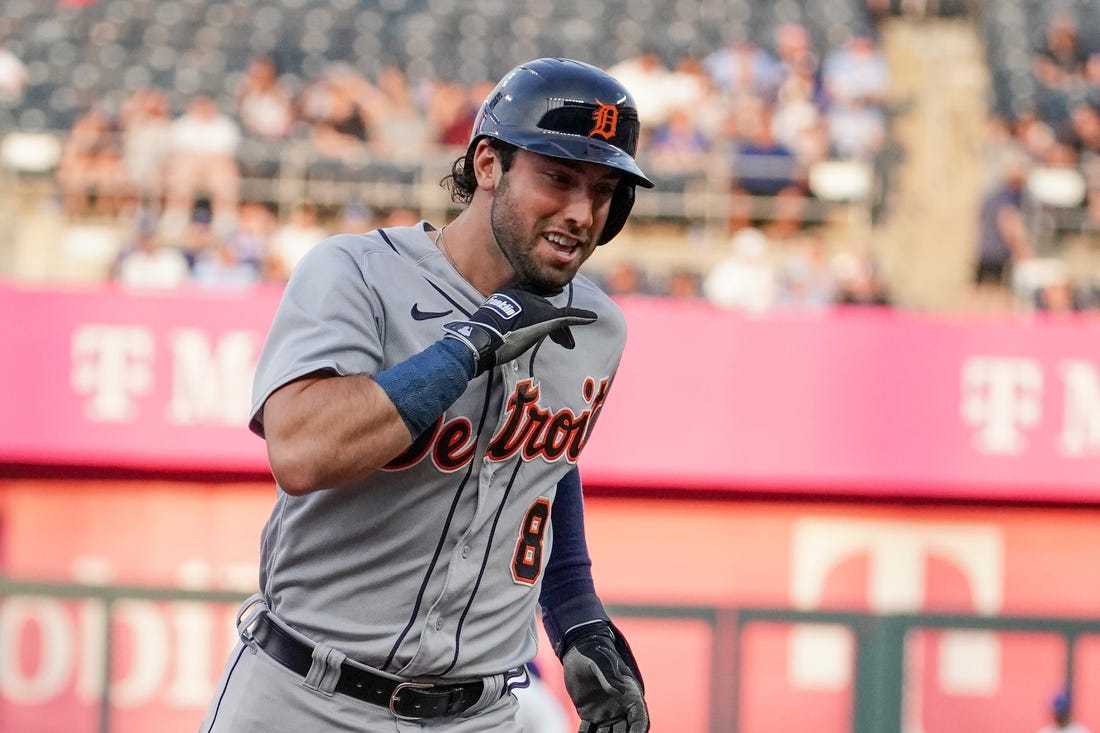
[249,221,626,680]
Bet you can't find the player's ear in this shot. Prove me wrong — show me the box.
[471,139,501,191]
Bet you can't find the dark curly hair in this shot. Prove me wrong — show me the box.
[439,139,518,204]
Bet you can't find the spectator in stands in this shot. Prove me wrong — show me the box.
[773,23,819,100]
[703,227,776,312]
[163,95,242,237]
[1069,104,1100,200]
[111,214,190,289]
[981,114,1027,190]
[367,65,432,174]
[663,53,714,117]
[427,79,479,150]
[189,213,261,289]
[600,261,658,297]
[728,105,809,236]
[826,98,887,161]
[774,234,837,309]
[236,56,297,141]
[225,200,277,279]
[730,103,801,192]
[267,200,328,281]
[702,34,780,103]
[0,37,28,104]
[1034,278,1086,314]
[119,87,173,209]
[382,207,419,227]
[1013,108,1061,173]
[333,202,374,234]
[664,268,704,299]
[1035,689,1091,733]
[1032,11,1089,93]
[299,64,371,159]
[56,107,127,217]
[819,35,890,162]
[647,107,711,178]
[1084,52,1100,111]
[608,49,679,127]
[772,65,827,168]
[973,151,1033,300]
[822,35,890,108]
[832,248,892,307]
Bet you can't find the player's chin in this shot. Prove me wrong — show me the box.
[522,265,576,296]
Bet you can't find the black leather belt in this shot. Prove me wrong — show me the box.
[251,613,485,719]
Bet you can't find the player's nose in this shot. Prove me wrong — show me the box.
[561,188,596,232]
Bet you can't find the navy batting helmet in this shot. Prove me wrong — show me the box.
[469,57,654,244]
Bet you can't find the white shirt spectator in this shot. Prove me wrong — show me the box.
[608,52,682,127]
[269,202,328,277]
[703,227,776,313]
[823,36,890,106]
[827,103,886,160]
[170,96,241,157]
[115,238,190,289]
[236,56,295,140]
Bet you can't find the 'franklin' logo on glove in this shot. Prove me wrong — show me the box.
[483,294,522,319]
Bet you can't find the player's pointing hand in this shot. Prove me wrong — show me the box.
[442,288,597,376]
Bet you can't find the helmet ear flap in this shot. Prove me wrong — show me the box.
[599,182,635,245]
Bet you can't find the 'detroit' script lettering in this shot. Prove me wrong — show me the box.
[385,377,610,471]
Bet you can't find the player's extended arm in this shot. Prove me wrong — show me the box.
[541,468,650,733]
[262,288,595,495]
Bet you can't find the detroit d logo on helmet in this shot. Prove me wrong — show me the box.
[588,100,619,140]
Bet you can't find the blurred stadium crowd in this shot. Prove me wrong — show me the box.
[0,0,1098,313]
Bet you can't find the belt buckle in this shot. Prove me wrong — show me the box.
[389,680,435,719]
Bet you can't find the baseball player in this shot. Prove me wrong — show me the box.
[201,57,652,732]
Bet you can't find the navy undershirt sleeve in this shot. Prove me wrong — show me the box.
[540,467,595,601]
[539,467,609,654]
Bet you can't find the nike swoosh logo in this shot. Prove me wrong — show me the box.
[411,304,454,320]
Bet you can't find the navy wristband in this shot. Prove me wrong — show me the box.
[542,592,610,659]
[374,338,475,437]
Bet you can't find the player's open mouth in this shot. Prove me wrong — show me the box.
[544,233,581,262]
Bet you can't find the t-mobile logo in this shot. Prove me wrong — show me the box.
[70,325,155,422]
[788,518,1004,694]
[960,356,1043,455]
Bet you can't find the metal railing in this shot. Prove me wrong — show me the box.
[7,578,1087,733]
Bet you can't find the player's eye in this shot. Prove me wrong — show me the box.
[544,170,571,186]
[595,182,617,199]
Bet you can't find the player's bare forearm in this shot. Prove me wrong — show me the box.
[261,374,414,495]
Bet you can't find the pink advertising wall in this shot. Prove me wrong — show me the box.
[3,282,1099,501]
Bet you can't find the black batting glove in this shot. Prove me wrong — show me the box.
[561,623,650,733]
[442,288,596,376]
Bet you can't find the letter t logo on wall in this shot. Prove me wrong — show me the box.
[70,325,155,422]
[960,357,1043,455]
[789,518,1005,695]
